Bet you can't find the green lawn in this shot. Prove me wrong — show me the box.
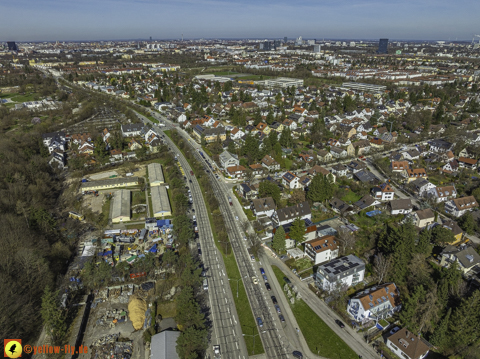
[271,266,358,359]
[11,93,38,102]
[237,75,272,81]
[132,191,146,206]
[207,71,240,76]
[341,190,362,203]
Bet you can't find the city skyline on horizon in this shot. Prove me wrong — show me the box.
[1,0,479,43]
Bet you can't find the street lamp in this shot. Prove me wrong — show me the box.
[228,276,247,298]
[242,331,266,355]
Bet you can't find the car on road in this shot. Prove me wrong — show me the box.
[260,268,265,275]
[262,275,268,282]
[292,351,303,358]
[250,255,255,262]
[265,283,271,291]
[335,319,345,328]
[279,314,285,322]
[189,179,192,183]
[256,317,263,327]
[235,216,239,220]
[271,296,277,304]
[390,326,400,335]
[243,236,247,241]
[197,243,200,249]
[280,255,287,260]
[275,305,281,313]
[198,249,202,255]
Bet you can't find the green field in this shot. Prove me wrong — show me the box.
[341,190,362,203]
[271,266,358,359]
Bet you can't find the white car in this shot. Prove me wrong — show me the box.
[235,216,239,221]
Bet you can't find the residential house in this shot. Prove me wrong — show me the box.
[330,146,348,159]
[426,185,457,203]
[441,220,464,243]
[226,165,246,179]
[347,283,401,324]
[128,138,142,151]
[370,137,384,149]
[230,127,245,140]
[347,160,367,174]
[405,168,428,183]
[388,199,413,215]
[429,139,453,153]
[317,150,333,162]
[353,170,379,184]
[329,198,354,215]
[371,183,395,201]
[331,164,349,177]
[282,171,300,189]
[251,197,277,218]
[249,163,264,177]
[48,151,66,169]
[272,201,311,226]
[261,155,280,172]
[439,244,480,277]
[317,225,338,237]
[219,151,239,170]
[273,219,317,248]
[70,132,92,145]
[308,165,336,183]
[386,328,431,359]
[402,149,421,161]
[445,196,479,217]
[315,255,365,292]
[410,178,436,196]
[237,183,257,200]
[121,123,144,137]
[193,125,226,143]
[458,157,478,170]
[353,195,380,211]
[304,236,339,265]
[352,140,371,156]
[412,208,435,228]
[442,159,459,173]
[390,161,410,173]
[43,131,66,154]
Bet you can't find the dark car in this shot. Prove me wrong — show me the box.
[265,283,271,291]
[335,319,345,328]
[279,314,285,322]
[275,305,281,313]
[198,249,202,255]
[271,296,277,305]
[260,267,265,275]
[189,179,192,183]
[292,351,303,358]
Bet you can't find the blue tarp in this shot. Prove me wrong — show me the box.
[149,244,157,253]
[376,323,383,330]
[366,210,382,217]
[103,250,112,256]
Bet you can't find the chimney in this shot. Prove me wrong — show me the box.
[406,331,410,338]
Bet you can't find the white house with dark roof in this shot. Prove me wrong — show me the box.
[219,151,239,170]
[315,255,365,292]
[272,201,311,226]
[387,328,431,359]
[282,171,300,189]
[251,197,277,218]
[121,123,144,137]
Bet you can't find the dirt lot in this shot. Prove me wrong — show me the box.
[89,170,119,181]
[82,192,106,214]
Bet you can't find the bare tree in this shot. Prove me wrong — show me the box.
[373,253,391,284]
[337,227,356,255]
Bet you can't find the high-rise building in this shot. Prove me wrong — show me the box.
[150,36,152,41]
[378,38,388,54]
[7,41,17,51]
[296,36,303,45]
[274,40,281,50]
[263,41,272,51]
[284,37,288,43]
[313,44,321,53]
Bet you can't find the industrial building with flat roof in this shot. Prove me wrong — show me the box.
[341,82,386,94]
[112,189,131,223]
[151,186,171,217]
[81,177,140,192]
[260,77,304,89]
[148,163,165,186]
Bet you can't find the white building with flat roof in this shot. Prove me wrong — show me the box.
[148,163,165,186]
[112,189,131,223]
[151,186,171,217]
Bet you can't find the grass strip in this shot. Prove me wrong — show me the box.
[271,265,358,359]
[165,130,264,355]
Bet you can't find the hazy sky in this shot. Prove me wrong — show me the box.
[1,0,479,42]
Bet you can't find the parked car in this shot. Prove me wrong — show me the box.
[260,268,265,275]
[292,351,303,358]
[275,305,281,313]
[390,326,400,335]
[262,275,268,282]
[271,296,277,304]
[335,319,345,328]
[279,314,285,322]
[265,283,271,291]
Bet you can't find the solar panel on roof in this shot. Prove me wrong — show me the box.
[314,245,322,250]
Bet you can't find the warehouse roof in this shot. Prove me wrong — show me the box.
[151,186,171,216]
[111,189,131,221]
[148,163,165,185]
[151,330,180,359]
[81,177,139,191]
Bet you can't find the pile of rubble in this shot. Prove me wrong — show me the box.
[91,334,133,359]
[109,285,134,304]
[95,308,128,328]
